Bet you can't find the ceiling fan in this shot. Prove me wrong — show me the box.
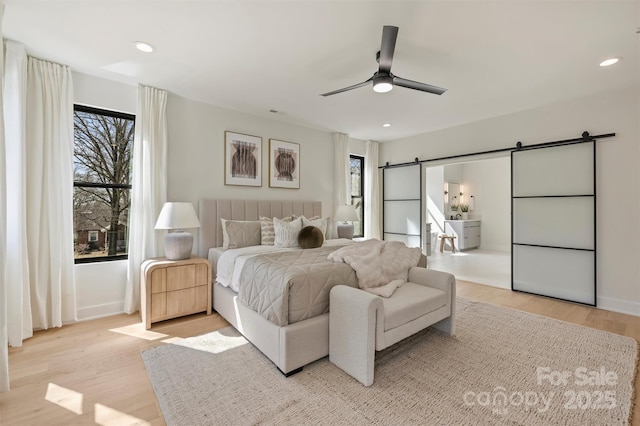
[321,25,447,97]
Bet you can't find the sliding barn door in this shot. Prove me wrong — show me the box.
[383,165,422,248]
[511,141,596,305]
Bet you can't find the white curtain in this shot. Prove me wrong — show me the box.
[0,1,9,393]
[333,132,350,209]
[364,140,381,239]
[124,85,167,314]
[4,42,32,345]
[0,47,76,392]
[25,57,77,329]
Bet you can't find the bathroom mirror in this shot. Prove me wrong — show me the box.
[445,182,460,210]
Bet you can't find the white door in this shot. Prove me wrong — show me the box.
[511,141,596,305]
[383,165,421,248]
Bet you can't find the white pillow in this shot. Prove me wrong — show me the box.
[274,217,302,248]
[301,215,328,239]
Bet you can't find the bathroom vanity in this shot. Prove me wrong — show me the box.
[444,220,481,251]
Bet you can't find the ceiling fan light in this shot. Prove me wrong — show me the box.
[373,75,393,93]
[373,81,393,93]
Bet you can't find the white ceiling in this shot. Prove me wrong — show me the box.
[3,1,639,142]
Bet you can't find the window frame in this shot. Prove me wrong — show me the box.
[349,154,365,238]
[87,230,99,243]
[73,104,135,264]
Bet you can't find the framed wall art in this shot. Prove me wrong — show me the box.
[269,139,300,189]
[224,131,262,187]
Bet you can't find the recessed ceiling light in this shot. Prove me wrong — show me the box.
[599,57,620,67]
[133,41,155,53]
[382,123,392,128]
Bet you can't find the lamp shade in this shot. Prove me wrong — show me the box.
[335,204,359,222]
[155,202,200,230]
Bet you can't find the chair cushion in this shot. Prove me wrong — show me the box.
[381,282,447,331]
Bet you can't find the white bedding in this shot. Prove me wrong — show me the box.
[213,239,355,293]
[328,239,422,297]
[215,245,291,292]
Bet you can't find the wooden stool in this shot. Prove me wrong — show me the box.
[439,235,456,253]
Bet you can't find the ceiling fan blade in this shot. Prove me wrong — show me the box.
[393,76,447,95]
[320,77,373,97]
[378,25,398,74]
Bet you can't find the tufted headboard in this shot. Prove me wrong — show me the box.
[198,199,322,257]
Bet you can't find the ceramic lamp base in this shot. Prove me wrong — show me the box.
[164,231,193,260]
[337,223,354,239]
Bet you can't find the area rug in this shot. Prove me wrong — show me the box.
[142,298,638,425]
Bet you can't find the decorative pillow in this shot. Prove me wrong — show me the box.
[221,219,261,249]
[301,215,328,239]
[274,217,303,248]
[298,225,324,249]
[260,215,295,245]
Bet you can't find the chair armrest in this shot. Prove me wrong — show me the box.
[329,285,382,386]
[408,267,455,293]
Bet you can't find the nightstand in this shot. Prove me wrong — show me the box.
[141,257,212,329]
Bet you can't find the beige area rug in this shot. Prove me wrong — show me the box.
[142,298,638,425]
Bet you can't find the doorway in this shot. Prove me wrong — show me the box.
[424,156,511,289]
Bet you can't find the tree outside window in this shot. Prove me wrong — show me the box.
[349,155,364,238]
[73,105,135,262]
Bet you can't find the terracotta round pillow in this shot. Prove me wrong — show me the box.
[298,225,324,249]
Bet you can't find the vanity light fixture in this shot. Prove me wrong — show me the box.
[133,41,155,53]
[382,123,392,127]
[599,57,620,67]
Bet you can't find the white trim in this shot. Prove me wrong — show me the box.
[76,301,125,322]
[596,296,640,317]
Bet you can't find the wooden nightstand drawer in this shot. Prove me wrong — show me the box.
[166,288,197,317]
[195,285,208,311]
[151,293,167,320]
[166,265,196,291]
[151,269,166,293]
[141,257,212,329]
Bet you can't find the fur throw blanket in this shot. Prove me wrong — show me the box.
[328,239,422,297]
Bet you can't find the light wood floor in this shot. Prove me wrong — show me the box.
[1,281,638,425]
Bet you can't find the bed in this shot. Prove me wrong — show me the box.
[198,198,355,375]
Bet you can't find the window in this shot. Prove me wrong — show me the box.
[349,155,364,238]
[73,105,135,262]
[87,231,99,242]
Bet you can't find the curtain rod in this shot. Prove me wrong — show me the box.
[378,131,616,169]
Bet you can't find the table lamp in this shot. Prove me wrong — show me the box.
[155,202,201,260]
[335,204,359,239]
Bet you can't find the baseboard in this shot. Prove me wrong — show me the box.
[77,301,125,322]
[597,296,640,317]
[479,244,511,252]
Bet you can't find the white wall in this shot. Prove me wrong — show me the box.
[165,94,335,207]
[349,138,366,157]
[73,74,337,320]
[73,72,136,114]
[380,86,640,316]
[166,94,336,251]
[444,164,463,184]
[425,166,445,234]
[459,157,511,251]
